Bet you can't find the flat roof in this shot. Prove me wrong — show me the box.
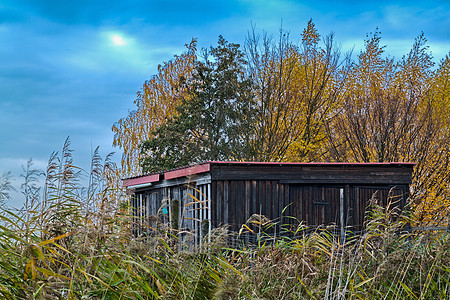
[123,161,416,188]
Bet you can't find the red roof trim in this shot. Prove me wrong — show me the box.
[205,161,416,166]
[164,163,211,180]
[123,174,160,187]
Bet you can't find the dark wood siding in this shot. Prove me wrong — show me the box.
[128,162,414,246]
[212,180,290,235]
[290,185,343,227]
[210,164,413,185]
[348,185,408,230]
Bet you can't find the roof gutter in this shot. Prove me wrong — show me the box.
[125,182,153,190]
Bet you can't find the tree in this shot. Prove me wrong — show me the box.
[324,31,450,225]
[113,26,450,225]
[325,31,433,162]
[140,36,257,173]
[413,53,450,225]
[245,20,349,162]
[112,40,198,176]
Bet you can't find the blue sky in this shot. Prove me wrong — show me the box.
[1,0,449,207]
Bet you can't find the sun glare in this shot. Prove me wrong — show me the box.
[112,34,125,46]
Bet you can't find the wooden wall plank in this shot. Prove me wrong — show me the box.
[216,181,223,227]
[244,180,251,243]
[211,181,217,227]
[285,185,290,226]
[245,181,250,223]
[224,180,229,227]
[207,183,212,243]
[235,181,240,231]
[252,180,257,217]
[279,184,285,228]
[345,185,351,227]
[265,181,271,220]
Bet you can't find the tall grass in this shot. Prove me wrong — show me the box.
[0,140,449,299]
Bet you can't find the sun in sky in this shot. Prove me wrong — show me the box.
[111,34,126,46]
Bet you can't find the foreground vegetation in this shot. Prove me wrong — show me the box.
[0,143,449,299]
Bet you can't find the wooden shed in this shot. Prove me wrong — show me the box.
[124,161,415,246]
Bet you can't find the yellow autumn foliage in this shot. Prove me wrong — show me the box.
[113,23,450,225]
[112,40,197,176]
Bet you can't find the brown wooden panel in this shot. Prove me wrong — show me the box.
[251,180,257,217]
[284,185,290,227]
[265,181,271,219]
[272,181,279,222]
[244,181,251,243]
[216,181,223,227]
[130,162,414,243]
[279,183,285,228]
[211,164,414,184]
[211,181,217,227]
[223,180,229,226]
[290,185,344,227]
[245,181,251,223]
[350,185,408,230]
[258,180,265,216]
[234,180,242,231]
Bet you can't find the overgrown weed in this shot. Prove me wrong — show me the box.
[0,141,448,299]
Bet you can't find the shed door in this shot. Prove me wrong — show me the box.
[290,185,344,227]
[349,185,408,230]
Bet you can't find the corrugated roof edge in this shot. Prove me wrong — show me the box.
[122,161,211,187]
[123,161,416,187]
